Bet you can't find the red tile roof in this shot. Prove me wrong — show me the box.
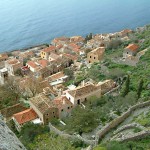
[27,61,37,69]
[13,108,37,125]
[126,44,139,52]
[37,59,49,68]
[42,46,56,53]
[69,43,81,49]
[63,53,77,61]
[7,59,19,65]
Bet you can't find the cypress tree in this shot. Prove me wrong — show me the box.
[137,79,144,98]
[122,75,130,97]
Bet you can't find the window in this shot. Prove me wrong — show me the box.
[61,109,64,112]
[94,57,96,59]
[77,99,80,105]
[47,114,48,116]
[53,112,54,114]
[54,116,56,118]
[90,56,91,58]
[69,97,70,100]
[68,107,70,109]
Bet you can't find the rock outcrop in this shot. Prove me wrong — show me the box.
[0,116,26,150]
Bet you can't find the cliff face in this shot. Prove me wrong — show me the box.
[0,117,26,150]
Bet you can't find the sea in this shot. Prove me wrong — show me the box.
[0,0,150,52]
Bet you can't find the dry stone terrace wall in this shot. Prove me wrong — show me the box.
[95,100,150,145]
[115,130,150,142]
[49,123,95,146]
[0,117,26,150]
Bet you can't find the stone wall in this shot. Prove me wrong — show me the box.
[116,130,150,142]
[0,117,26,150]
[95,100,150,145]
[49,123,95,146]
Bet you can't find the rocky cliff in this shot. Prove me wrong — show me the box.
[0,116,26,150]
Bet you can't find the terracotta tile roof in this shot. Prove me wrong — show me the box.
[13,108,37,125]
[56,44,63,49]
[0,103,27,119]
[37,59,49,68]
[69,43,80,49]
[27,61,38,69]
[19,51,34,58]
[63,53,77,61]
[42,46,56,53]
[53,37,70,43]
[53,96,73,109]
[126,44,139,52]
[7,58,19,65]
[89,47,105,55]
[30,93,56,114]
[68,83,98,98]
[48,72,65,81]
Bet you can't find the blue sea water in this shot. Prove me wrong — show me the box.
[0,0,150,52]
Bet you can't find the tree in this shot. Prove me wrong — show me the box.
[19,123,49,147]
[137,79,144,98]
[121,75,130,97]
[84,33,93,43]
[65,106,98,133]
[15,68,23,76]
[64,68,74,80]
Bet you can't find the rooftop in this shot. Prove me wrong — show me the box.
[6,58,20,65]
[13,108,37,125]
[53,96,73,109]
[67,83,98,98]
[42,46,56,53]
[89,47,105,55]
[125,44,139,51]
[30,93,56,114]
[0,103,27,119]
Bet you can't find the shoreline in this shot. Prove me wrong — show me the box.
[1,24,149,54]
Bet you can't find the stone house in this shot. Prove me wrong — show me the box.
[29,93,59,125]
[0,103,27,122]
[26,59,49,72]
[87,47,105,64]
[40,46,56,60]
[53,96,73,118]
[5,58,23,76]
[123,44,139,58]
[65,79,115,106]
[13,108,38,131]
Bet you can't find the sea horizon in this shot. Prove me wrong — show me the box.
[0,0,150,53]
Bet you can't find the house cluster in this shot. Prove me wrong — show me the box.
[85,29,133,49]
[0,34,118,131]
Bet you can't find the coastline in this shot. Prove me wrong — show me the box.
[1,24,149,55]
